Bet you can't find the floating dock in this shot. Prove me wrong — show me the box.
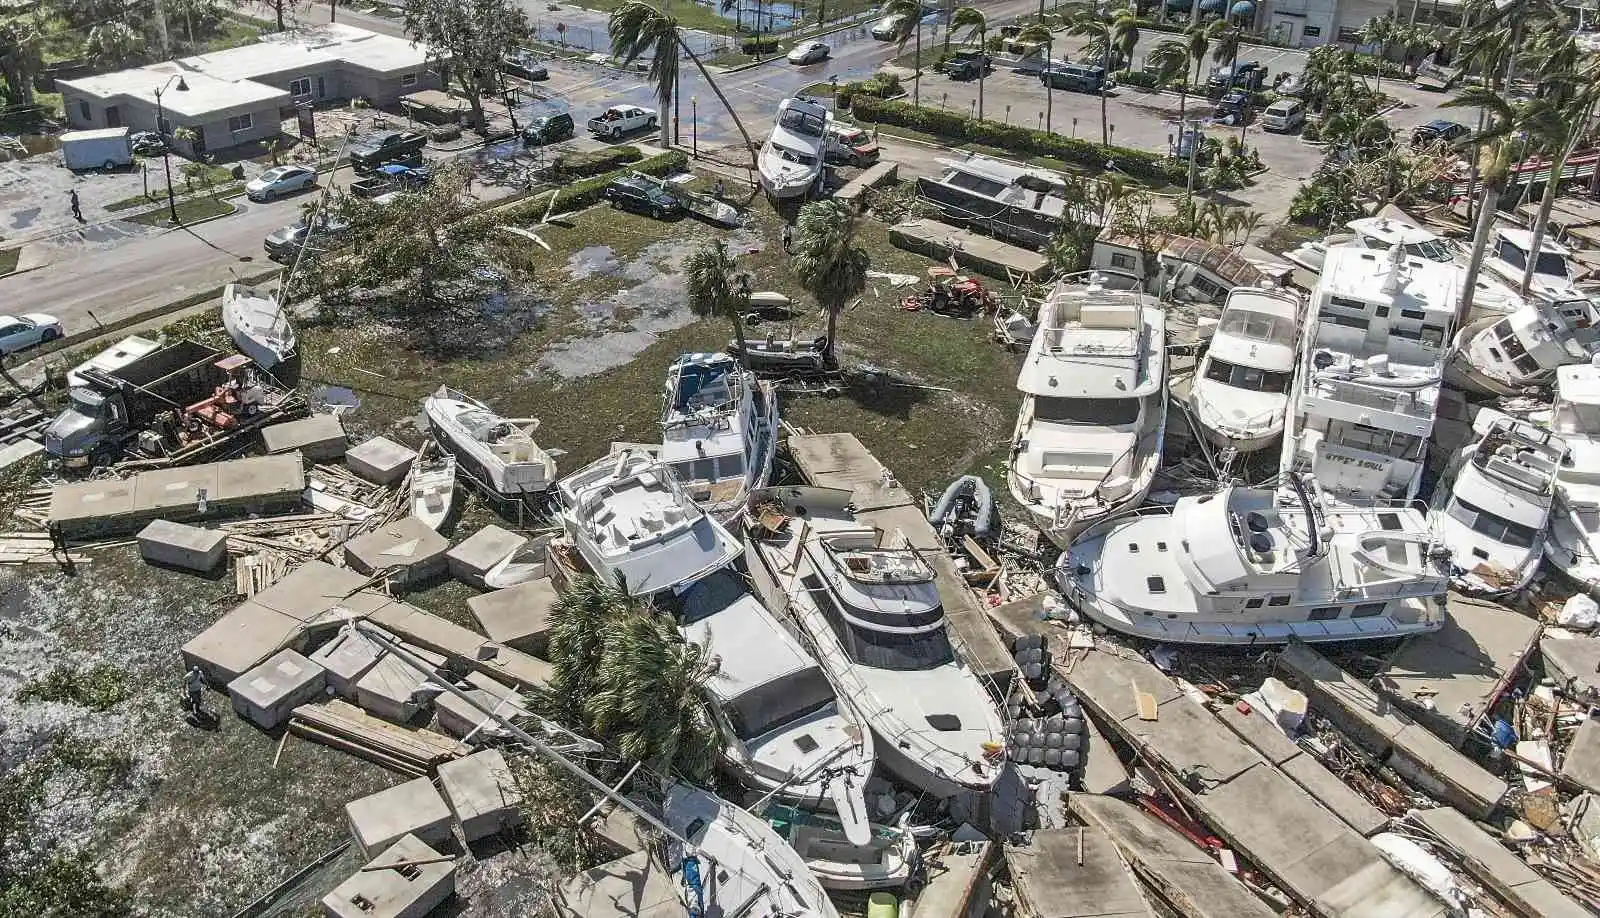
[786,432,1015,683]
[889,218,1052,281]
[49,453,304,538]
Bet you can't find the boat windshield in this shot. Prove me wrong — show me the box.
[727,666,838,740]
[1034,396,1140,426]
[1204,357,1292,393]
[1556,400,1600,436]
[772,143,818,166]
[1220,309,1295,346]
[779,108,826,137]
[1407,238,1454,262]
[1446,495,1538,549]
[1497,237,1569,278]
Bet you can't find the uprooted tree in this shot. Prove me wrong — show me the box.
[403,0,530,134]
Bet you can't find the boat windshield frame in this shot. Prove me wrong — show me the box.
[779,108,826,137]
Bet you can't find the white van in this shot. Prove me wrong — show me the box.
[1261,99,1306,133]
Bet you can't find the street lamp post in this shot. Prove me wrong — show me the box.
[691,96,698,157]
[152,74,189,225]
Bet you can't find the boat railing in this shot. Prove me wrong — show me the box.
[1310,374,1434,418]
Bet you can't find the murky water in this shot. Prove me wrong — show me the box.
[567,245,620,280]
[311,384,361,414]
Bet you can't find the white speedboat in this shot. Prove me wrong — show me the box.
[762,804,919,891]
[1434,414,1564,597]
[1057,476,1451,644]
[222,283,296,369]
[1482,226,1590,307]
[674,569,875,845]
[555,449,740,596]
[1008,271,1166,546]
[759,97,829,201]
[663,782,839,918]
[745,492,1007,801]
[1280,246,1457,506]
[660,353,779,526]
[1190,285,1301,452]
[424,386,556,498]
[1546,360,1600,593]
[409,452,456,530]
[1446,298,1593,396]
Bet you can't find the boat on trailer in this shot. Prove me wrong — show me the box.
[222,283,297,369]
[1189,285,1301,453]
[1057,476,1451,645]
[424,386,556,499]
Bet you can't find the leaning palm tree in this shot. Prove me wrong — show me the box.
[950,5,989,119]
[1065,7,1113,144]
[685,238,750,356]
[791,199,870,363]
[1358,14,1395,94]
[586,610,723,782]
[1110,7,1140,70]
[1206,18,1241,86]
[1515,40,1594,295]
[1148,39,1193,136]
[1016,22,1055,131]
[609,2,758,171]
[883,0,926,106]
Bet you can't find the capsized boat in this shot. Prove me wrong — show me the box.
[424,386,556,498]
[745,488,1007,801]
[1446,297,1594,396]
[1057,476,1451,644]
[1433,414,1564,597]
[409,451,456,531]
[555,449,741,596]
[671,569,875,845]
[663,782,839,918]
[759,97,830,201]
[1190,285,1301,453]
[1008,271,1166,546]
[1546,359,1600,592]
[222,283,296,369]
[762,803,919,891]
[660,353,779,525]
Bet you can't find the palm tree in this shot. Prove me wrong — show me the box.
[609,2,757,171]
[536,574,634,729]
[883,0,926,106]
[1065,9,1112,143]
[950,6,988,119]
[586,611,722,781]
[1110,8,1140,70]
[1320,109,1392,155]
[1016,22,1054,131]
[1148,40,1193,134]
[791,199,869,363]
[1207,18,1240,84]
[1515,39,1594,295]
[685,239,750,356]
[1358,14,1396,94]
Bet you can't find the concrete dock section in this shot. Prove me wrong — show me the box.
[49,453,304,537]
[557,851,681,918]
[1007,827,1155,918]
[1373,593,1541,747]
[1540,633,1600,702]
[786,432,1014,683]
[907,841,993,918]
[1067,794,1277,918]
[1411,807,1591,918]
[1277,643,1508,820]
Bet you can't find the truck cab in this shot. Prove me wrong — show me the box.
[824,124,880,167]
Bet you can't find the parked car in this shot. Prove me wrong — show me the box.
[1412,119,1471,149]
[522,112,576,146]
[1172,127,1220,165]
[501,51,549,81]
[787,40,830,64]
[1261,98,1306,132]
[603,175,682,219]
[1214,90,1253,125]
[824,124,880,166]
[940,49,992,80]
[348,131,428,172]
[0,313,62,355]
[1041,61,1110,93]
[1207,61,1267,94]
[263,218,350,262]
[871,12,910,39]
[245,164,317,202]
[587,105,657,139]
[130,131,165,155]
[1275,72,1306,97]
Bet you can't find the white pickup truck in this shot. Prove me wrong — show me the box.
[587,105,658,139]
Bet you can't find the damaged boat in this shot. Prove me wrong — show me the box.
[759,97,830,201]
[762,804,920,891]
[1546,360,1600,593]
[425,386,557,499]
[660,353,779,525]
[222,283,297,369]
[1190,285,1301,453]
[1446,297,1595,396]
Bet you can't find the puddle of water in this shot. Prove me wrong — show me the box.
[567,245,620,280]
[312,385,361,414]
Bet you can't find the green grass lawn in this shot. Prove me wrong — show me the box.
[124,194,236,226]
[0,247,20,276]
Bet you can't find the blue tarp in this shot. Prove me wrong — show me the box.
[1229,0,1256,17]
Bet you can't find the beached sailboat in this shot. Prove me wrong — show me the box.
[222,283,296,369]
[1190,286,1301,452]
[660,353,779,525]
[1008,271,1166,546]
[424,386,556,498]
[1058,476,1451,644]
[759,97,830,201]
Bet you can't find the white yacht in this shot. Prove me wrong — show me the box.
[745,490,1007,802]
[759,97,830,201]
[1057,477,1451,644]
[673,569,876,846]
[555,449,741,596]
[1446,298,1593,396]
[660,353,779,525]
[1190,285,1301,453]
[662,782,839,918]
[1433,414,1565,597]
[1009,271,1166,546]
[424,386,556,498]
[1546,360,1600,593]
[1481,226,1592,309]
[915,153,1077,250]
[1279,246,1457,506]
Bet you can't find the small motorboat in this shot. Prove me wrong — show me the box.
[762,804,919,891]
[1445,298,1594,397]
[659,352,779,525]
[746,291,793,316]
[409,451,457,531]
[729,333,832,377]
[759,97,830,201]
[424,386,557,499]
[1189,285,1301,453]
[930,475,996,539]
[222,283,296,369]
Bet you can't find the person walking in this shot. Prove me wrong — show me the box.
[183,666,207,720]
[68,188,83,222]
[781,222,794,254]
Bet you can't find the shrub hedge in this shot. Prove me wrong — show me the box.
[553,145,643,178]
[741,37,781,54]
[849,95,1188,186]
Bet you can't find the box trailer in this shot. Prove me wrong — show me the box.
[61,127,132,171]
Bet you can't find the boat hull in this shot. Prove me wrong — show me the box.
[1443,316,1528,398]
[424,392,552,499]
[1548,505,1600,596]
[409,457,456,531]
[221,287,295,369]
